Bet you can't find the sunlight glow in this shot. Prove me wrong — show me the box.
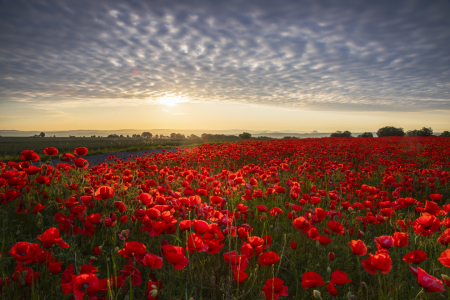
[156,95,189,106]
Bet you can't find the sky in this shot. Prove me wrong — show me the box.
[0,0,449,132]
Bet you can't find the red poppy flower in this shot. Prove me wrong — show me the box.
[43,147,58,156]
[118,241,147,258]
[12,265,40,286]
[392,232,409,247]
[25,165,42,175]
[63,273,100,300]
[438,249,450,267]
[331,270,351,285]
[20,150,40,161]
[162,245,189,270]
[49,261,62,274]
[74,147,88,156]
[146,280,163,300]
[326,282,338,296]
[262,278,289,300]
[348,240,367,256]
[224,251,249,272]
[205,239,224,255]
[120,265,142,286]
[60,153,75,162]
[327,220,345,235]
[290,241,297,250]
[233,270,248,283]
[193,220,209,234]
[417,267,445,292]
[187,233,209,254]
[86,214,101,224]
[413,214,441,236]
[210,195,223,206]
[302,272,325,289]
[424,201,445,216]
[270,207,283,217]
[141,253,163,269]
[403,250,428,264]
[257,205,268,212]
[374,235,393,249]
[37,227,69,249]
[33,204,45,214]
[429,194,443,202]
[94,186,115,200]
[8,242,43,263]
[73,158,88,169]
[293,217,310,234]
[318,236,332,246]
[259,251,280,266]
[361,251,392,275]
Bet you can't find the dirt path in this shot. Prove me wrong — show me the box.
[51,148,180,168]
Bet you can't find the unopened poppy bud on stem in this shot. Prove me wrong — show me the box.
[313,290,322,299]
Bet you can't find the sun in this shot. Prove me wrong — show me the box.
[157,95,188,107]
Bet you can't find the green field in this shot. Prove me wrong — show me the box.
[0,137,209,162]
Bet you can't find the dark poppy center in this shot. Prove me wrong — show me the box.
[20,252,26,256]
[80,283,89,291]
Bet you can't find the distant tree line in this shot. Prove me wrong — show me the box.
[328,126,449,138]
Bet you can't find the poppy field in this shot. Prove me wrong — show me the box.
[1,137,450,300]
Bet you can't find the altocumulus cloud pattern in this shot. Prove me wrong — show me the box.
[0,0,449,111]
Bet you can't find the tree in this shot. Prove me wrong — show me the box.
[142,132,152,138]
[187,134,200,139]
[330,130,352,138]
[376,126,405,137]
[406,127,433,137]
[440,131,450,137]
[360,132,373,138]
[239,132,252,139]
[39,132,45,138]
[201,133,209,142]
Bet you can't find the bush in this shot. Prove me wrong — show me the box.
[406,127,433,137]
[440,131,450,137]
[376,126,405,137]
[330,130,352,138]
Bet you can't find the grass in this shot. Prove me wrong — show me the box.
[0,137,235,162]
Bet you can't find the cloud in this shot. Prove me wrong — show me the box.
[0,0,449,112]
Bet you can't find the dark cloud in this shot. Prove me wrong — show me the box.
[0,0,449,111]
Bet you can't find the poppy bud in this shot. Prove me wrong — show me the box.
[327,266,331,274]
[22,270,28,277]
[329,252,335,261]
[16,229,20,235]
[313,290,322,299]
[107,258,110,262]
[115,246,120,253]
[367,245,372,252]
[442,274,450,281]
[358,230,365,237]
